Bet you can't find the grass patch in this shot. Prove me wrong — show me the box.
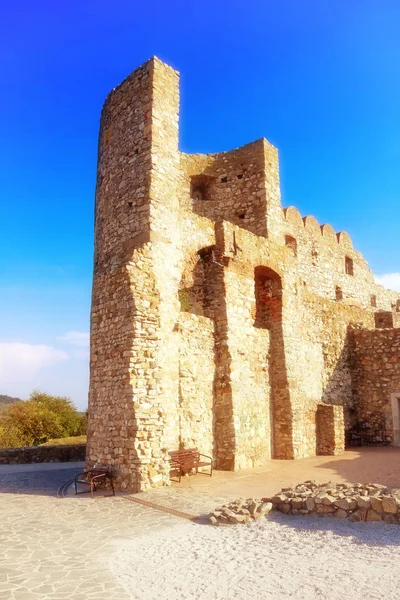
[41,435,87,446]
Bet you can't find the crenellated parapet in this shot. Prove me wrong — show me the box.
[282,206,399,311]
[284,206,354,249]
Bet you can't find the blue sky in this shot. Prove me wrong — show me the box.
[0,0,399,409]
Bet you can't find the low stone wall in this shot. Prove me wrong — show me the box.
[267,480,400,523]
[0,444,86,465]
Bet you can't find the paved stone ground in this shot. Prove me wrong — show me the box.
[0,462,183,600]
[1,448,400,599]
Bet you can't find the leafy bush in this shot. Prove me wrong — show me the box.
[29,390,86,437]
[0,391,87,448]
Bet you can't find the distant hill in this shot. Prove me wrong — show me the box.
[0,394,22,406]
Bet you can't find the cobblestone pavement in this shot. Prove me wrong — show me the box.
[0,463,185,600]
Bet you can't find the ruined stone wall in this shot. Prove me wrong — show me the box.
[87,56,400,491]
[316,405,345,455]
[88,59,156,490]
[351,328,400,443]
[213,219,395,460]
[181,138,282,240]
[223,261,272,468]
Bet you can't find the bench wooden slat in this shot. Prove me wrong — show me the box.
[168,448,212,482]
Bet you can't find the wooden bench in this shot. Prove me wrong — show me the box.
[169,448,213,482]
[74,464,115,498]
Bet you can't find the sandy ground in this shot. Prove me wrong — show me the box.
[111,513,400,600]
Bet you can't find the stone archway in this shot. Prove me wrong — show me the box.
[178,247,216,317]
[253,266,292,459]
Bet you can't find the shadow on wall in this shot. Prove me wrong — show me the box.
[178,245,237,470]
[319,322,396,454]
[314,323,362,457]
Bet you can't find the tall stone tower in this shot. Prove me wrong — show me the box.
[87,57,182,491]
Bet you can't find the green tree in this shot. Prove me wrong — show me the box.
[0,391,87,448]
[0,401,63,446]
[29,390,85,437]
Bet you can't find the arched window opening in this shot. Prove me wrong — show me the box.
[179,247,217,317]
[254,266,282,329]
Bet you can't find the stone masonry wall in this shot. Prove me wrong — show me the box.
[0,444,86,465]
[351,328,400,443]
[87,56,400,491]
[181,138,282,241]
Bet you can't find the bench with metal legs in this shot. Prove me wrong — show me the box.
[74,465,115,498]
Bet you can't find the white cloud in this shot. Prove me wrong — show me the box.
[73,349,90,360]
[57,331,90,347]
[0,343,68,384]
[375,273,400,292]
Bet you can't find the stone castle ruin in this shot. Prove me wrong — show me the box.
[86,57,400,492]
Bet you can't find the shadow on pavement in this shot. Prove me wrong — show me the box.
[0,462,84,497]
[315,447,400,489]
[265,510,400,548]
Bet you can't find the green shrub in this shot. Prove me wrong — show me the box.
[0,391,87,448]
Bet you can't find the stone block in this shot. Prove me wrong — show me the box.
[366,510,381,522]
[334,509,348,519]
[382,497,397,514]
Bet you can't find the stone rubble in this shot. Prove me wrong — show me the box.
[209,498,273,525]
[210,481,400,526]
[264,480,400,523]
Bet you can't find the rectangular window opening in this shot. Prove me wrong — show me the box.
[345,256,354,276]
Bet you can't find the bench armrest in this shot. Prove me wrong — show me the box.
[198,453,212,462]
